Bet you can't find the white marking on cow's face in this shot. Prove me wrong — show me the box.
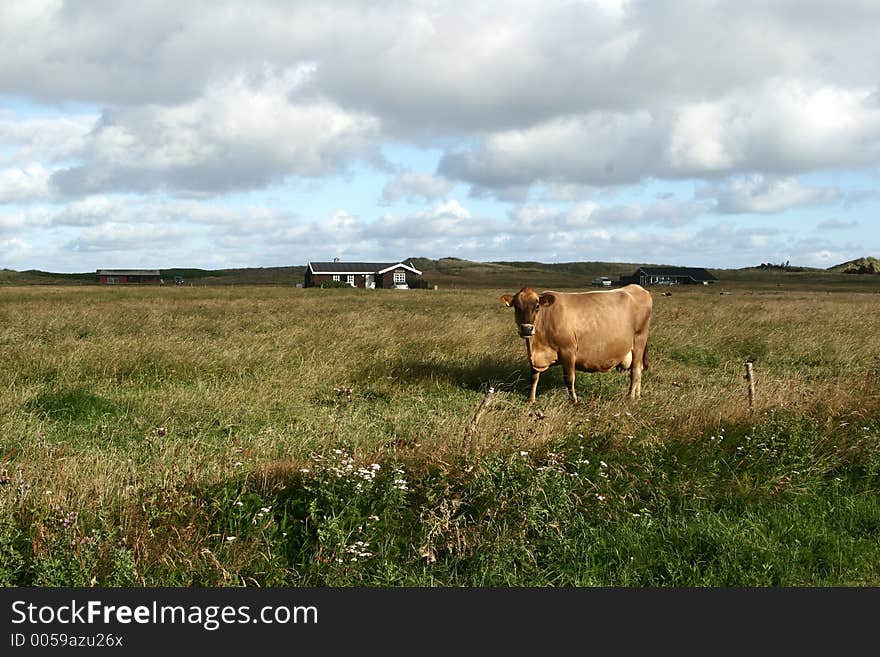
[519,323,535,338]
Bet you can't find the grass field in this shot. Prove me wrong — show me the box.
[1,278,879,585]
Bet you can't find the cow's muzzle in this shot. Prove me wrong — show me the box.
[518,324,535,338]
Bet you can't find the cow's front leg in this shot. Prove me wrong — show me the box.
[529,368,541,402]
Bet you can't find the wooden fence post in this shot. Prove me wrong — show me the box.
[744,361,756,414]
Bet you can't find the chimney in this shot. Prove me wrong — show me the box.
[333,256,340,262]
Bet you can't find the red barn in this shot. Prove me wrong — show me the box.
[96,269,162,285]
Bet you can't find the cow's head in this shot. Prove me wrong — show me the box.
[500,287,556,338]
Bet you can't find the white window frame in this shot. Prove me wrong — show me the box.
[347,274,356,287]
[393,271,406,285]
[332,275,340,281]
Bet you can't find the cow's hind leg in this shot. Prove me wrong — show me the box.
[628,338,648,400]
[562,354,578,404]
[628,361,643,400]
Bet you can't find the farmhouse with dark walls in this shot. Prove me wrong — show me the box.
[620,266,717,286]
[304,259,423,289]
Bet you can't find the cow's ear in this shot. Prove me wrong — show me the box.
[500,294,514,307]
[539,293,556,307]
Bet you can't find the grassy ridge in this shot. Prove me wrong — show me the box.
[1,283,879,585]
[5,255,879,290]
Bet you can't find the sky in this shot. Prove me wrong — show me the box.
[1,0,879,273]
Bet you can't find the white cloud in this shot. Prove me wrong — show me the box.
[0,237,31,257]
[441,83,880,191]
[0,165,52,202]
[707,175,840,214]
[535,183,599,203]
[0,114,94,167]
[52,195,119,226]
[817,218,858,231]
[380,173,452,204]
[373,200,487,239]
[439,112,664,188]
[507,195,705,235]
[66,222,196,252]
[50,68,381,196]
[0,207,52,235]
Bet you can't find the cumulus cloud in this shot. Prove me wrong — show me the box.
[594,196,709,226]
[439,112,664,188]
[507,195,706,236]
[380,173,453,204]
[51,195,120,226]
[0,207,52,235]
[0,165,52,202]
[441,82,880,191]
[706,175,840,214]
[372,201,490,239]
[0,237,31,258]
[535,183,600,203]
[49,68,381,196]
[65,222,196,252]
[817,218,858,231]
[0,113,94,167]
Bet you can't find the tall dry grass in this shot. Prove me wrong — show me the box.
[3,284,879,488]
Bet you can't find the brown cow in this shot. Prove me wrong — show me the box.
[500,284,652,403]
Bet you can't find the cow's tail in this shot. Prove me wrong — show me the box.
[642,343,649,371]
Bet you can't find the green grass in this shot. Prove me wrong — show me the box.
[1,281,879,586]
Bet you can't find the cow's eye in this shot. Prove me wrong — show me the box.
[534,303,540,311]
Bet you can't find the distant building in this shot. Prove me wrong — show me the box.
[96,269,162,285]
[621,266,717,286]
[304,260,423,289]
